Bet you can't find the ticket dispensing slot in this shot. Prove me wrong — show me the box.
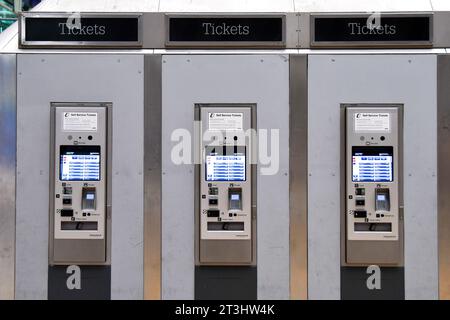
[229,188,242,210]
[82,187,96,210]
[50,104,108,265]
[197,105,254,265]
[345,106,402,265]
[375,188,390,212]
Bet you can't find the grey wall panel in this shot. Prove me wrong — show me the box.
[0,54,16,300]
[16,54,144,299]
[308,54,437,300]
[109,56,144,300]
[161,55,195,299]
[162,55,289,299]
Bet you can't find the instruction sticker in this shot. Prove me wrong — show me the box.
[354,113,390,132]
[63,112,98,131]
[208,113,243,131]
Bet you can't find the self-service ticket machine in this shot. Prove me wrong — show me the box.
[12,52,143,300]
[344,105,403,266]
[197,105,255,265]
[50,104,110,265]
[195,104,256,298]
[162,54,290,300]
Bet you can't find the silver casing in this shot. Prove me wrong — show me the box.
[196,104,255,265]
[310,13,434,48]
[19,12,143,48]
[165,14,286,48]
[50,103,110,265]
[344,105,403,266]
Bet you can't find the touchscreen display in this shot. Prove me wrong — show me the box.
[205,146,246,182]
[352,146,393,182]
[60,145,101,181]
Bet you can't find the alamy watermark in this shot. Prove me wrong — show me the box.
[171,121,280,176]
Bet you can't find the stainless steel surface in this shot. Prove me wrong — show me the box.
[142,13,166,49]
[310,13,433,48]
[144,54,162,300]
[297,13,310,48]
[0,54,16,300]
[289,55,308,300]
[19,12,143,48]
[286,13,302,48]
[433,12,450,48]
[438,54,450,300]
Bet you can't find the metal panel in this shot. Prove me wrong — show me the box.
[0,54,16,300]
[161,55,289,299]
[144,54,162,300]
[16,54,144,299]
[165,14,286,48]
[433,12,450,48]
[310,14,433,48]
[289,55,308,300]
[308,54,437,300]
[142,13,166,49]
[19,13,143,48]
[298,13,310,48]
[438,54,450,300]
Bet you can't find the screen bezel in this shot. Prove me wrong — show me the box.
[59,145,101,181]
[351,146,394,183]
[205,145,246,182]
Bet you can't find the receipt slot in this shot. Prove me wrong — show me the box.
[344,105,403,265]
[50,104,109,265]
[196,105,255,265]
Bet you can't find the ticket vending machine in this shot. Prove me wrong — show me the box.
[50,103,110,265]
[195,104,256,299]
[344,105,403,266]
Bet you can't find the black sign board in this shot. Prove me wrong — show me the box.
[167,16,284,46]
[312,15,432,46]
[21,14,141,47]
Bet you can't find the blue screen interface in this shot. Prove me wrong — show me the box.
[352,146,393,182]
[205,147,246,182]
[60,146,101,181]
